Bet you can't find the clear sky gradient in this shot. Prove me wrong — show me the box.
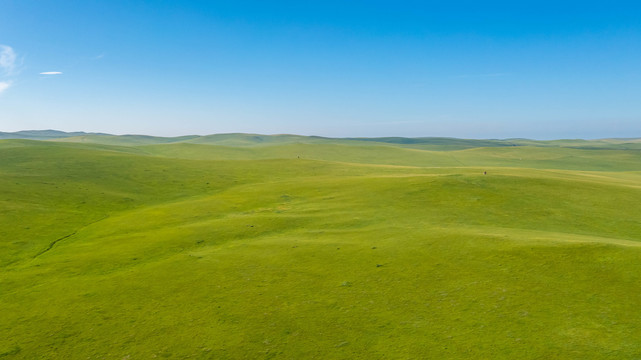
[1,1,640,138]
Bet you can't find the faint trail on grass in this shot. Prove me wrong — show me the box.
[33,215,110,258]
[441,226,641,248]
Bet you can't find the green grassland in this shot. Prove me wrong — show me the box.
[2,134,641,359]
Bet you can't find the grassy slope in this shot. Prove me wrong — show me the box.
[2,138,641,359]
[139,142,641,171]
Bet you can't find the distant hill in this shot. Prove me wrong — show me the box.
[55,134,200,146]
[2,130,641,150]
[0,130,108,140]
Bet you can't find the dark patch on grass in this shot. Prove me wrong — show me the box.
[0,345,21,357]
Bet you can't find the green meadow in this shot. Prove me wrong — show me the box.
[2,134,641,359]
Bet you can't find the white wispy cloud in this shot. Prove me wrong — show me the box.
[0,45,16,94]
[40,71,63,75]
[0,45,16,76]
[0,81,11,94]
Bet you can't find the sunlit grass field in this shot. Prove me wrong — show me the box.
[2,135,641,359]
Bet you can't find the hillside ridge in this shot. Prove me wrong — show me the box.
[3,130,641,150]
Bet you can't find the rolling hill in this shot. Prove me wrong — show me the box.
[1,134,641,359]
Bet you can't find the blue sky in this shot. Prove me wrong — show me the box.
[1,0,640,138]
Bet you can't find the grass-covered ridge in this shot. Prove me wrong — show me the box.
[2,134,641,359]
[5,129,639,150]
